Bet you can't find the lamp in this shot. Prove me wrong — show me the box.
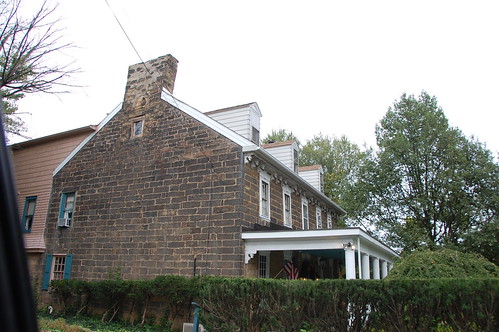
[343,242,356,250]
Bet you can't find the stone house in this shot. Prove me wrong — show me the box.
[12,54,397,290]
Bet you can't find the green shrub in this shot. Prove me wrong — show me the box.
[50,276,498,331]
[387,248,499,279]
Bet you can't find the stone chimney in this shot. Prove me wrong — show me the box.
[123,54,178,112]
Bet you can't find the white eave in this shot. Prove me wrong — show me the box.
[161,88,259,150]
[242,227,399,264]
[161,88,345,215]
[247,147,346,215]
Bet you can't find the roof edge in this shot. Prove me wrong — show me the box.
[53,103,123,176]
[9,126,97,150]
[161,88,259,149]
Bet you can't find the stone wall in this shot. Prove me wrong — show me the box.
[44,55,249,281]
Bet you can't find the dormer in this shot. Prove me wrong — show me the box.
[261,140,299,173]
[299,165,324,192]
[205,102,262,145]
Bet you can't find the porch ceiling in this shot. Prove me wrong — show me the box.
[242,227,399,264]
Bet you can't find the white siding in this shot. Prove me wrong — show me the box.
[206,103,261,143]
[263,141,298,172]
[299,167,323,192]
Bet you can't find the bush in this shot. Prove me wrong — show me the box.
[387,248,499,279]
[199,278,498,331]
[50,276,498,331]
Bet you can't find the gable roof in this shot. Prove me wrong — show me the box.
[299,165,322,171]
[161,88,260,150]
[9,126,96,150]
[53,103,122,175]
[205,102,262,117]
[161,88,345,215]
[261,140,297,149]
[47,87,345,216]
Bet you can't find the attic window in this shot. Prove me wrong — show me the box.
[251,126,260,144]
[293,149,299,173]
[132,118,144,137]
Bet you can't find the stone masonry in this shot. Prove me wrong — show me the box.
[44,55,252,280]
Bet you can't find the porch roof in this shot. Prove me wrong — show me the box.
[242,227,399,264]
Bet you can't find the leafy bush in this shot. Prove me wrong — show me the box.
[387,248,499,279]
[50,276,498,331]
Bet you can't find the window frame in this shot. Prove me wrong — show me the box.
[293,148,299,173]
[251,126,260,144]
[301,197,309,230]
[282,186,292,228]
[21,196,37,233]
[327,213,333,229]
[259,171,271,219]
[58,192,76,227]
[42,254,73,290]
[131,117,145,137]
[258,251,270,278]
[316,206,322,229]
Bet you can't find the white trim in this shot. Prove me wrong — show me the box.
[316,206,322,229]
[242,228,399,264]
[282,185,292,228]
[161,88,258,149]
[258,251,270,278]
[53,103,122,175]
[301,197,309,230]
[326,213,332,229]
[259,170,271,219]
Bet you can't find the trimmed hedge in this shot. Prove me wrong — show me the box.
[50,277,498,331]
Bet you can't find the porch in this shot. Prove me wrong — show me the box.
[242,227,399,280]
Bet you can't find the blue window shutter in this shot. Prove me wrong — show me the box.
[42,255,53,290]
[63,254,73,280]
[58,193,66,219]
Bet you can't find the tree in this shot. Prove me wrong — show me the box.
[261,129,300,146]
[386,248,498,279]
[1,0,76,138]
[300,134,369,223]
[355,91,499,252]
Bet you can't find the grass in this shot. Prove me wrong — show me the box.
[37,314,168,332]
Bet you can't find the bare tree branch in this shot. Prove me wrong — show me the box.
[1,0,78,138]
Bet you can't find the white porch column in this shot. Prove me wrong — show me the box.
[372,257,380,280]
[381,260,388,279]
[361,253,370,279]
[344,248,356,279]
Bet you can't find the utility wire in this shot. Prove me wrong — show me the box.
[103,0,153,77]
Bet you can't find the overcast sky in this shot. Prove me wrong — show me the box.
[14,0,499,155]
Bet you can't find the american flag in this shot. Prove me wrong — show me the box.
[284,260,299,280]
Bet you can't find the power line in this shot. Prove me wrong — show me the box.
[102,0,153,77]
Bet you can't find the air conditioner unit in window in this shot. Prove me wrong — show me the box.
[57,218,71,228]
[182,323,206,332]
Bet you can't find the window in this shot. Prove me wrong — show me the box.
[283,186,292,227]
[293,149,299,173]
[316,207,322,229]
[259,171,271,219]
[327,213,333,229]
[42,254,73,290]
[301,197,309,230]
[21,196,37,233]
[58,192,75,227]
[258,252,270,278]
[320,171,324,192]
[132,118,144,137]
[251,126,260,144]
